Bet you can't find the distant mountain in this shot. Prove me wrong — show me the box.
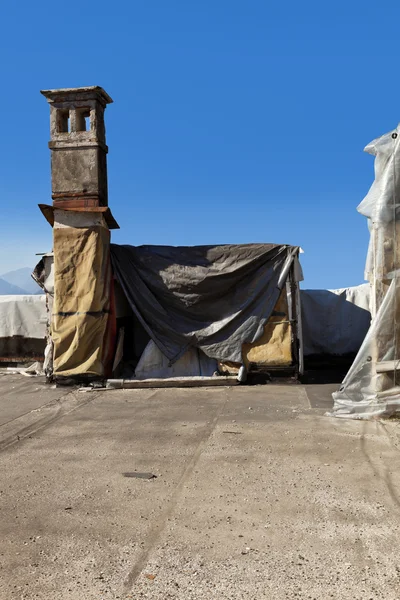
[0,278,30,295]
[0,267,42,295]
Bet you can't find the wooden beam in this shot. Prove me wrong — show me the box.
[376,360,400,373]
[106,376,239,389]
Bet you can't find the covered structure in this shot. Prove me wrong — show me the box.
[31,85,384,389]
[332,126,400,417]
[37,86,305,385]
[110,242,303,381]
[0,295,46,363]
[301,284,371,360]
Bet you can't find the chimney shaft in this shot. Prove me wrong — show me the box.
[40,86,113,210]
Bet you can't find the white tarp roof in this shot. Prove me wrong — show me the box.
[0,295,46,340]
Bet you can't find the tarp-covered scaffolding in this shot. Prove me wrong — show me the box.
[111,243,303,377]
[332,126,400,418]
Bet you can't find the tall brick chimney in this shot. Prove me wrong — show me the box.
[40,86,113,211]
[40,86,117,379]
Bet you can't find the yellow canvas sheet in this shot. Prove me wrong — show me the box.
[219,289,293,373]
[243,288,292,368]
[52,225,111,377]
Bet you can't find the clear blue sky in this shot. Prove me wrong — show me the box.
[0,0,398,288]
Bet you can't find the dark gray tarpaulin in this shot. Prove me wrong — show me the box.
[110,243,298,364]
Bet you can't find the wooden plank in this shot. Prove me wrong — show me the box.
[376,360,400,373]
[106,376,239,389]
[377,386,400,398]
[38,204,119,229]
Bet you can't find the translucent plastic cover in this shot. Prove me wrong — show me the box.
[331,126,400,418]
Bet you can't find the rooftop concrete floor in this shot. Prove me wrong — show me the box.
[1,374,400,599]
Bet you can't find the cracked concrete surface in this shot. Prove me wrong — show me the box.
[0,376,400,599]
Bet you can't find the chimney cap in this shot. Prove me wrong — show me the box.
[40,86,113,104]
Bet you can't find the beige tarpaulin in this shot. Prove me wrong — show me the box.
[52,215,113,377]
[219,288,293,373]
[243,289,292,368]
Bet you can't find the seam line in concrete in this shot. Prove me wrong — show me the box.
[0,391,100,453]
[0,388,72,429]
[299,385,312,409]
[123,388,230,593]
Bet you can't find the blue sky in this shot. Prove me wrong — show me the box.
[0,0,398,288]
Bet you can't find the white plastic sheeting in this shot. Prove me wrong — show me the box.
[331,125,400,418]
[358,129,400,287]
[32,253,54,376]
[332,279,400,418]
[301,285,371,356]
[134,340,217,379]
[0,295,46,340]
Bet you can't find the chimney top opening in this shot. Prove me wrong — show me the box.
[56,109,70,134]
[75,108,91,132]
